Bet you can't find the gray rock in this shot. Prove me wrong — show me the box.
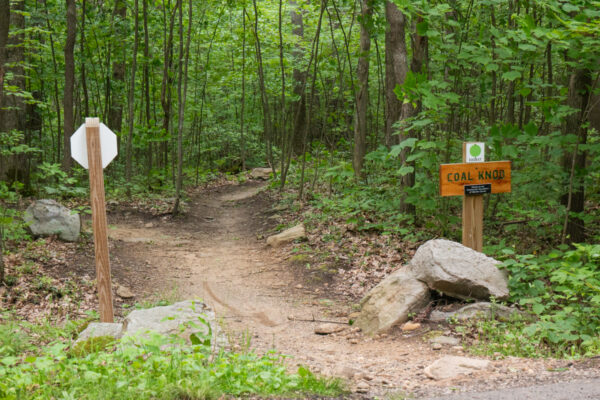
[122,300,225,348]
[266,224,306,247]
[409,239,509,301]
[429,335,461,346]
[429,302,522,322]
[75,322,123,344]
[355,268,430,335]
[24,199,80,242]
[249,167,273,180]
[424,356,490,380]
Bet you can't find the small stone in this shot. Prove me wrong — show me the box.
[401,322,421,332]
[315,323,345,335]
[350,338,359,344]
[429,335,460,346]
[144,222,154,228]
[355,381,370,393]
[295,284,303,289]
[432,343,443,350]
[117,285,135,299]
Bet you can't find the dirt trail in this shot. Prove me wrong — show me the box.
[106,182,600,399]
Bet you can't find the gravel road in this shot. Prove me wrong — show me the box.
[422,379,600,400]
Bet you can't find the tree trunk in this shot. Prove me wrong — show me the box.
[290,0,306,155]
[0,0,28,183]
[125,0,140,191]
[108,0,126,137]
[353,0,372,178]
[0,0,6,283]
[561,69,591,244]
[0,0,9,106]
[173,0,192,215]
[384,1,408,148]
[63,0,76,172]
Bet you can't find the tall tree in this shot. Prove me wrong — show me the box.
[0,0,9,108]
[352,0,372,178]
[1,0,28,183]
[63,0,76,171]
[108,0,126,136]
[290,0,306,155]
[173,0,192,214]
[561,68,592,243]
[384,1,408,148]
[125,0,140,190]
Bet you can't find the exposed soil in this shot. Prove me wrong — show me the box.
[4,180,599,399]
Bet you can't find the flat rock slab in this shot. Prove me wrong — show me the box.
[424,356,490,380]
[122,300,225,347]
[24,199,80,242]
[355,268,430,335]
[430,302,522,322]
[76,323,123,344]
[314,323,345,335]
[409,239,509,300]
[429,335,461,346]
[266,224,306,247]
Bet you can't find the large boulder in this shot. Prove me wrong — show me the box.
[266,224,306,247]
[24,199,80,242]
[408,239,509,301]
[122,300,225,347]
[355,268,430,335]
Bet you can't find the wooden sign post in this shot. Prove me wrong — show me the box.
[71,118,118,322]
[439,143,511,252]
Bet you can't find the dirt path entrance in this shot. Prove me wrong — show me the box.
[105,182,599,399]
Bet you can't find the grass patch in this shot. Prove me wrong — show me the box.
[0,314,345,399]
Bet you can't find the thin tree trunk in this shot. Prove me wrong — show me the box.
[240,6,247,171]
[353,0,372,178]
[63,0,76,172]
[298,0,326,200]
[384,1,408,148]
[143,0,152,180]
[80,0,89,117]
[160,0,178,174]
[173,0,192,215]
[561,69,592,244]
[108,0,126,138]
[125,0,140,192]
[250,0,275,175]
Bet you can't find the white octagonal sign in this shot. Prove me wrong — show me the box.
[70,122,118,169]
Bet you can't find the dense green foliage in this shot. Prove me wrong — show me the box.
[454,244,600,358]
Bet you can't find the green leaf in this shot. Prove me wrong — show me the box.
[397,166,414,176]
[502,70,521,81]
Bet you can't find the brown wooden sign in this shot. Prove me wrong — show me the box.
[439,161,511,197]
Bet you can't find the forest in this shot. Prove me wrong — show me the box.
[0,0,600,397]
[0,0,598,244]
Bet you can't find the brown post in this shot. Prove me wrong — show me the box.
[462,143,484,252]
[85,117,114,322]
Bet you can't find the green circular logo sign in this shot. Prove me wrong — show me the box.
[470,144,482,157]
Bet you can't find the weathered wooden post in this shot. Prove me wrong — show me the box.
[439,143,511,252]
[70,117,118,322]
